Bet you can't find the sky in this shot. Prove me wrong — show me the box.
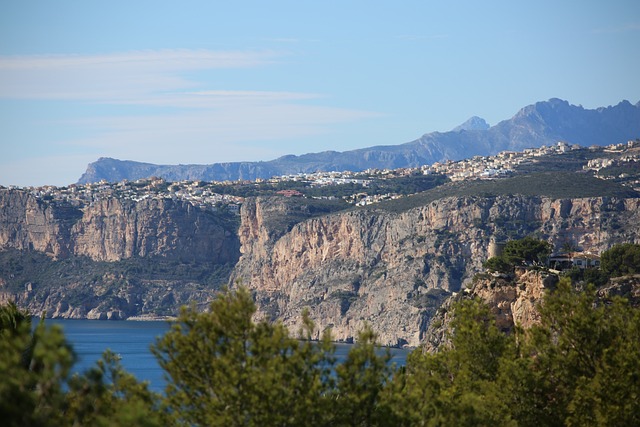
[1,1,639,187]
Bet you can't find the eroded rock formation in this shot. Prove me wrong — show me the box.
[232,196,640,346]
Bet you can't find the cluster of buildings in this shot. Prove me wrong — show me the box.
[10,139,640,210]
[21,178,244,213]
[584,140,640,177]
[423,141,580,181]
[263,170,371,187]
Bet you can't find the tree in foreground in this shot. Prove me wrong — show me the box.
[152,286,338,427]
[385,278,640,426]
[4,275,640,426]
[508,279,640,426]
[382,299,516,426]
[0,302,161,427]
[333,326,393,427]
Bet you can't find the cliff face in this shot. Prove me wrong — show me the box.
[232,196,640,347]
[0,188,240,319]
[3,187,640,343]
[0,189,239,263]
[421,270,640,353]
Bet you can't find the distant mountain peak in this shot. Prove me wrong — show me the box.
[451,116,490,132]
[77,98,640,184]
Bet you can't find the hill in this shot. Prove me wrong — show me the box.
[77,98,640,184]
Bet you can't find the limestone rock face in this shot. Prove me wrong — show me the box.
[3,187,640,342]
[232,196,640,347]
[421,270,640,353]
[0,188,240,319]
[0,189,239,263]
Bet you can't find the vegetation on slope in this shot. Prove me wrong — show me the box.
[375,171,640,213]
[195,173,447,199]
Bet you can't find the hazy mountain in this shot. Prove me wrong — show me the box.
[77,98,640,184]
[451,116,490,132]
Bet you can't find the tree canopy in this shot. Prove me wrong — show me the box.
[600,242,640,277]
[3,277,640,426]
[484,236,552,273]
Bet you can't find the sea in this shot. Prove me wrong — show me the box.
[45,319,412,393]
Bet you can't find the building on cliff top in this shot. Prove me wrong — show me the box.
[548,252,601,271]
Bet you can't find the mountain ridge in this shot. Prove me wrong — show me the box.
[77,98,640,183]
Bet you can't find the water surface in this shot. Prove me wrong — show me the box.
[46,319,411,393]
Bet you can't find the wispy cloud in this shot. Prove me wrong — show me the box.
[0,49,278,71]
[0,49,381,173]
[0,49,280,100]
[64,103,380,163]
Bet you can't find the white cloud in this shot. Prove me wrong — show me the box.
[0,48,382,185]
[0,49,278,72]
[0,49,280,101]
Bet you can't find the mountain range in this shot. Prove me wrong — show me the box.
[78,98,640,184]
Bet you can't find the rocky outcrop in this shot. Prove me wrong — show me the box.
[0,267,217,321]
[0,188,240,319]
[421,270,640,353]
[420,268,559,353]
[3,187,640,343]
[232,196,640,347]
[0,189,240,263]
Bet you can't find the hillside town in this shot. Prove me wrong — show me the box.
[4,140,639,211]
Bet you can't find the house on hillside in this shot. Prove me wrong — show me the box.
[548,252,601,270]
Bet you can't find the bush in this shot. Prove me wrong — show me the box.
[483,256,513,274]
[600,243,640,277]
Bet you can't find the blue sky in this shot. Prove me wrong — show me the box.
[1,1,639,187]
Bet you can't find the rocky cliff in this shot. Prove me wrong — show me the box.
[0,188,240,319]
[0,189,239,263]
[421,269,640,353]
[2,187,640,346]
[231,196,640,347]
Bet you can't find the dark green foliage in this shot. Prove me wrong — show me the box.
[257,197,350,238]
[376,172,639,213]
[562,266,610,287]
[65,351,163,427]
[334,326,393,427]
[0,302,75,427]
[504,279,640,426]
[0,249,235,293]
[364,174,448,196]
[385,279,640,426]
[483,256,513,274]
[383,299,515,426]
[597,160,640,179]
[483,236,551,273]
[502,236,552,265]
[152,286,337,427]
[4,277,640,426]
[0,302,161,427]
[600,242,640,277]
[513,149,605,174]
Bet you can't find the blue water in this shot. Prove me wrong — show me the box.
[46,319,170,392]
[46,319,412,393]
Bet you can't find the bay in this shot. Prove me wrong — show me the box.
[46,319,412,393]
[46,319,170,392]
